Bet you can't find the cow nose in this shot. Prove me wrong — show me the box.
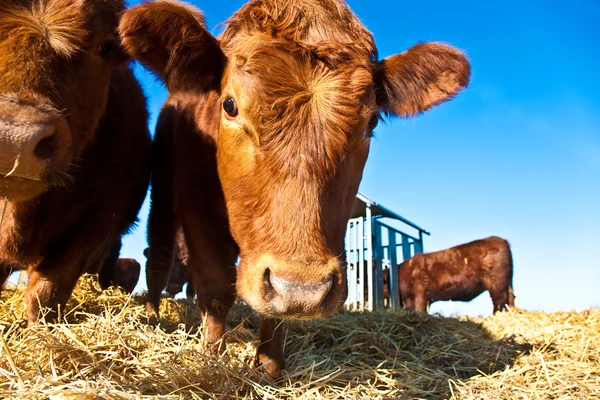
[0,119,62,178]
[264,269,334,315]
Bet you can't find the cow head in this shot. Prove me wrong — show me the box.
[120,0,470,320]
[0,0,128,201]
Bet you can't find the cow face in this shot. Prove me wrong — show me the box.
[0,0,127,201]
[120,0,470,320]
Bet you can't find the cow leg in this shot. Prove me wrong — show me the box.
[185,279,195,300]
[256,317,285,380]
[97,238,123,290]
[508,284,516,307]
[414,292,429,313]
[0,262,16,296]
[188,252,236,350]
[24,268,81,324]
[24,241,107,324]
[488,288,509,313]
[145,219,177,315]
[145,118,177,315]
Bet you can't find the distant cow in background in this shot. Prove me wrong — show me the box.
[112,259,141,294]
[399,236,515,314]
[95,239,140,294]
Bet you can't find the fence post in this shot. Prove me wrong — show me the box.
[365,206,374,311]
[371,220,383,310]
[388,229,399,309]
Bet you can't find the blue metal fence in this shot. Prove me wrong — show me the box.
[345,194,429,311]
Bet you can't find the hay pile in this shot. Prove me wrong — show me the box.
[1,275,598,399]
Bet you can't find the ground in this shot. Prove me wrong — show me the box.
[0,276,598,399]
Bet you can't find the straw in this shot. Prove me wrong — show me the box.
[0,274,598,399]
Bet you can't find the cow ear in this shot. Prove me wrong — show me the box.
[375,42,470,117]
[118,0,225,93]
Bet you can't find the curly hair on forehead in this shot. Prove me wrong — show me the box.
[0,0,125,58]
[220,0,378,65]
[230,40,375,178]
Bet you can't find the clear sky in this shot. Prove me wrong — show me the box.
[115,0,600,317]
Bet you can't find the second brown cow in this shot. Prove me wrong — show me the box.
[399,236,515,314]
[120,0,470,378]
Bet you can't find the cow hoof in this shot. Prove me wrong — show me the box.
[144,301,160,317]
[206,338,227,356]
[255,356,283,381]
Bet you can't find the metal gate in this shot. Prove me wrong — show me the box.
[344,195,429,311]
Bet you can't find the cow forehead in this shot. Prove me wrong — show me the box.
[0,1,89,58]
[0,0,123,57]
[0,0,123,95]
[218,0,378,141]
[235,46,374,128]
[220,0,377,57]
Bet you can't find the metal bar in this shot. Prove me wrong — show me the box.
[416,230,425,254]
[401,233,412,262]
[345,220,353,308]
[388,229,399,309]
[375,220,421,242]
[357,217,365,311]
[372,220,383,310]
[372,208,430,235]
[365,205,374,311]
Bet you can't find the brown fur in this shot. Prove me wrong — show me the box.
[95,239,141,294]
[0,0,151,323]
[120,0,470,378]
[382,266,390,307]
[399,237,516,314]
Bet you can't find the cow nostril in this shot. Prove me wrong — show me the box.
[319,275,335,310]
[33,133,58,160]
[263,268,275,299]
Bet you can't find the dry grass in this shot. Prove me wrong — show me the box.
[0,275,598,400]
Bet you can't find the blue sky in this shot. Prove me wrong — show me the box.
[113,0,600,317]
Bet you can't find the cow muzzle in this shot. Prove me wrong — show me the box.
[0,99,70,201]
[237,255,348,320]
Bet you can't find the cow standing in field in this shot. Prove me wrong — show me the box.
[399,236,515,314]
[111,259,141,294]
[120,0,470,378]
[0,0,151,323]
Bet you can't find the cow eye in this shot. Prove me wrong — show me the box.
[367,115,379,132]
[223,97,239,118]
[99,40,115,60]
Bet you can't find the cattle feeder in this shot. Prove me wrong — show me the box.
[345,193,430,311]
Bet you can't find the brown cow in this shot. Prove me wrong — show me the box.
[96,238,141,294]
[112,258,141,294]
[0,0,151,323]
[382,266,391,308]
[398,237,516,314]
[120,0,470,378]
